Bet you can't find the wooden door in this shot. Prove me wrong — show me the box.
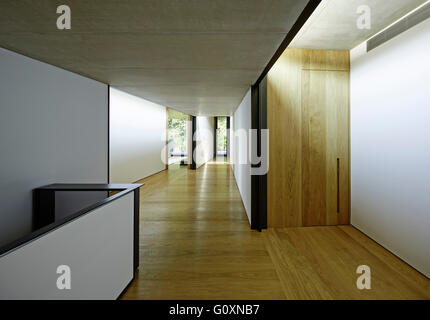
[267,49,350,228]
[301,70,349,226]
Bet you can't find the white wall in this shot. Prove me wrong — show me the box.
[0,192,134,300]
[0,48,108,247]
[351,18,430,277]
[232,89,252,224]
[195,116,215,169]
[109,88,166,183]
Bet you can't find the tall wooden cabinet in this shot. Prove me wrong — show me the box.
[267,49,350,227]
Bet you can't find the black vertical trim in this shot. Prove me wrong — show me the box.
[190,116,197,170]
[250,87,259,230]
[251,85,260,230]
[107,85,110,184]
[251,78,268,231]
[214,116,218,158]
[133,189,140,271]
[253,0,322,87]
[226,117,231,159]
[250,85,261,230]
[33,189,55,230]
[259,77,267,229]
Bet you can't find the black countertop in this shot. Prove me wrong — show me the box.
[0,183,143,257]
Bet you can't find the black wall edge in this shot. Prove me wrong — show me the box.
[226,117,231,159]
[251,78,268,231]
[133,188,140,271]
[253,0,322,87]
[214,116,218,158]
[190,116,197,170]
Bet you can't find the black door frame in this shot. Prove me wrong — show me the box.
[250,79,267,231]
[226,117,230,160]
[190,115,197,170]
[214,117,218,158]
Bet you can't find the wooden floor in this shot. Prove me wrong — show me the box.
[121,160,430,300]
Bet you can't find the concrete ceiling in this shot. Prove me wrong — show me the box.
[0,0,309,116]
[290,0,427,50]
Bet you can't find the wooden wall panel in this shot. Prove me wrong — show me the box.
[333,71,350,225]
[267,49,303,227]
[267,49,350,228]
[302,49,350,71]
[301,70,328,226]
[325,71,340,226]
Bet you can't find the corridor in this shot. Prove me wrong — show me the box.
[122,159,284,299]
[2,0,430,303]
[121,161,430,300]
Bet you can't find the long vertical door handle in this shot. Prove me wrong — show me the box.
[337,158,340,214]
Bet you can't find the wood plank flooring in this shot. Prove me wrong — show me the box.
[121,160,430,300]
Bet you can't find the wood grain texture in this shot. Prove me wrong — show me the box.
[120,160,430,300]
[302,49,350,71]
[267,49,350,227]
[267,49,303,227]
[263,227,430,300]
[121,160,286,300]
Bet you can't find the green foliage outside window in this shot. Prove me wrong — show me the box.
[168,109,187,153]
[217,116,227,152]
